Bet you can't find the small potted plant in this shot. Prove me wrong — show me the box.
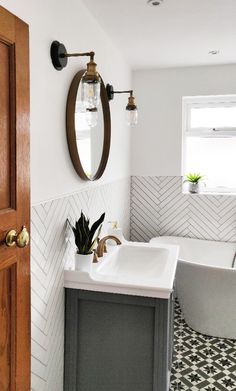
[70,211,105,272]
[184,173,204,194]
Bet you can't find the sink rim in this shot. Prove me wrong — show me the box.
[64,241,179,299]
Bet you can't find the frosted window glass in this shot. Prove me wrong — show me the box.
[191,106,236,128]
[185,137,236,189]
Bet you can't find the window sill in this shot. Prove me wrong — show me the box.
[182,191,236,196]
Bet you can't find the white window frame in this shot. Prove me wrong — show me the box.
[182,95,236,195]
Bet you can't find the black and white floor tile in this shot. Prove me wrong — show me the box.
[170,300,236,391]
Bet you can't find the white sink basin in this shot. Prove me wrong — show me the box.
[64,242,179,299]
[96,245,168,280]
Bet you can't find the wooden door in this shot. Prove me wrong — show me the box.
[0,6,30,391]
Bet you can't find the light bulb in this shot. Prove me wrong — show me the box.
[126,108,138,126]
[82,80,100,109]
[86,108,98,128]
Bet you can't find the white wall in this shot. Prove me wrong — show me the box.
[0,2,131,391]
[132,65,236,176]
[0,0,131,204]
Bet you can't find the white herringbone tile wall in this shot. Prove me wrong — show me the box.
[31,178,130,391]
[131,176,236,243]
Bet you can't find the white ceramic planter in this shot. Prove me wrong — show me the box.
[74,253,93,272]
[188,182,199,194]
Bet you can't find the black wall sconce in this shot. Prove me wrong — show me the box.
[50,41,101,111]
[106,84,138,126]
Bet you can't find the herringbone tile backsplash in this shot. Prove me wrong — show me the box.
[31,175,236,390]
[131,176,236,243]
[31,178,130,391]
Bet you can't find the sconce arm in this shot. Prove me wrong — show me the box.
[62,51,95,60]
[50,41,96,70]
[106,83,134,101]
[113,89,133,95]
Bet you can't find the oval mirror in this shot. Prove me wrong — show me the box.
[66,70,111,181]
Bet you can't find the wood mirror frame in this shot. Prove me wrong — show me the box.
[66,69,111,181]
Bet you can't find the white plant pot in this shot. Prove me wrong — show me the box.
[188,182,200,194]
[74,252,93,272]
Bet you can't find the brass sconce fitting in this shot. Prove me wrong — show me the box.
[106,84,137,110]
[50,41,97,72]
[82,58,100,84]
[106,84,138,126]
[51,41,101,112]
[126,94,137,111]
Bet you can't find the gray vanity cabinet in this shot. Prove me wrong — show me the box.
[64,289,174,391]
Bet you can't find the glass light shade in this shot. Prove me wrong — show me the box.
[126,108,138,126]
[86,108,98,128]
[81,79,101,110]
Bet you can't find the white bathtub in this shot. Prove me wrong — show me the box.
[150,236,236,340]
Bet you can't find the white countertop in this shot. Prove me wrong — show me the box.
[64,241,179,299]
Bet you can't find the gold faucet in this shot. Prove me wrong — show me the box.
[96,235,122,258]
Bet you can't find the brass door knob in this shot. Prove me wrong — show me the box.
[5,226,30,248]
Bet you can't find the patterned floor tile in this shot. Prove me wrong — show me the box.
[170,300,236,391]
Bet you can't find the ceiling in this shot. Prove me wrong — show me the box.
[81,0,236,69]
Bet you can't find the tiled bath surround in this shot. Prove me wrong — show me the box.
[131,176,236,243]
[30,178,130,391]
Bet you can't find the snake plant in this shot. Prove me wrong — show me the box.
[69,211,105,255]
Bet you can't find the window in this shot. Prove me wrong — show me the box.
[183,95,236,194]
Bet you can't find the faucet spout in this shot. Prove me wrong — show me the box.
[96,235,122,258]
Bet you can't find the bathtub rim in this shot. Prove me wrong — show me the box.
[178,257,236,272]
[150,235,236,271]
